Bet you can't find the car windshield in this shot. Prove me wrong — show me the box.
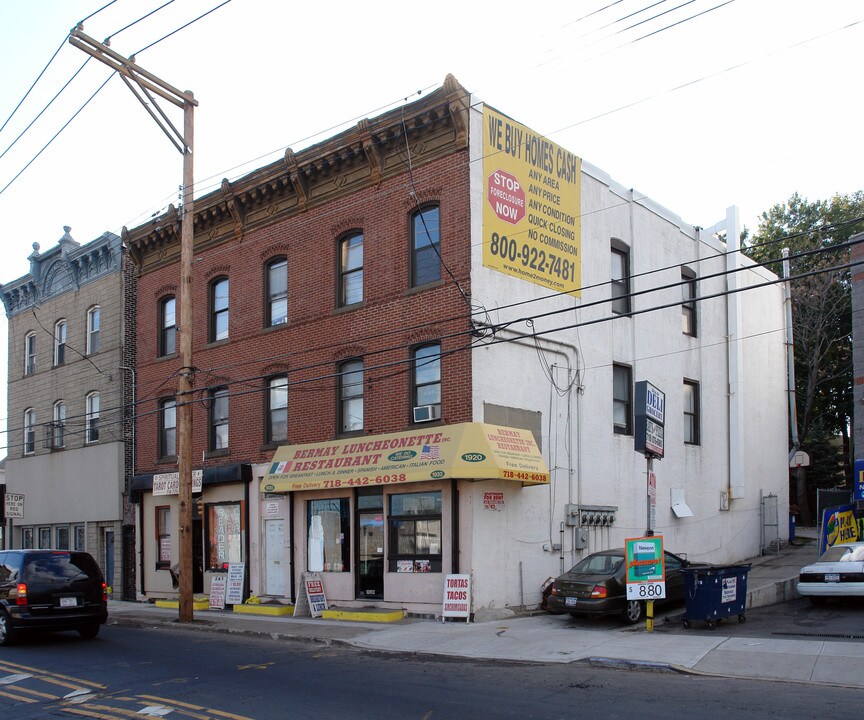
[569,554,624,575]
[818,545,861,562]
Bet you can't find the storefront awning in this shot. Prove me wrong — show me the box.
[260,422,549,492]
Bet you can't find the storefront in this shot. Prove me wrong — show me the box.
[131,463,253,601]
[261,423,548,615]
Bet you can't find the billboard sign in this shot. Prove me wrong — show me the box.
[482,107,581,295]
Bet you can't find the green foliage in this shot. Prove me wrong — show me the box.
[744,192,864,520]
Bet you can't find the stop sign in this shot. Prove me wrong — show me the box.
[487,169,526,225]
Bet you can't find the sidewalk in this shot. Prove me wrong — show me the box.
[109,532,864,688]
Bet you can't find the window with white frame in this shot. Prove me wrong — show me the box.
[160,296,176,356]
[266,258,288,327]
[267,375,288,443]
[22,528,34,549]
[53,400,66,449]
[24,332,35,375]
[23,408,36,454]
[412,343,441,420]
[210,277,229,342]
[338,359,364,433]
[156,506,171,568]
[54,319,67,366]
[613,364,632,435]
[86,392,100,443]
[209,387,229,451]
[38,527,51,548]
[73,525,85,551]
[339,232,363,306]
[160,398,176,458]
[56,526,70,550]
[86,306,101,354]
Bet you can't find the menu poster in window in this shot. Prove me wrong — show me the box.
[442,574,471,622]
[209,575,227,610]
[225,562,245,605]
[396,560,414,573]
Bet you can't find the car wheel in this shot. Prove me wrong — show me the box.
[809,596,828,607]
[0,611,16,647]
[622,600,643,625]
[78,625,100,639]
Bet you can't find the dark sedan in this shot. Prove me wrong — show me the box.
[545,548,691,624]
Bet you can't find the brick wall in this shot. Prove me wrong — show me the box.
[134,150,472,473]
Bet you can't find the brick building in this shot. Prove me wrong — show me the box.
[1,227,134,596]
[124,76,788,618]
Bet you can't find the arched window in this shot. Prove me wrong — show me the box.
[210,277,229,342]
[23,408,36,455]
[339,232,363,306]
[53,401,67,449]
[338,359,364,433]
[54,319,67,366]
[266,258,288,327]
[24,332,36,375]
[410,205,440,287]
[86,392,100,444]
[159,296,176,357]
[86,306,101,354]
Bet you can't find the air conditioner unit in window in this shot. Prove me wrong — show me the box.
[413,404,441,423]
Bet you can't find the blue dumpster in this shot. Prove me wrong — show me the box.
[681,564,750,630]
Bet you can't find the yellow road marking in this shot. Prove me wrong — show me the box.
[10,684,59,700]
[70,703,146,719]
[0,661,105,688]
[63,708,125,719]
[0,689,38,703]
[237,662,273,670]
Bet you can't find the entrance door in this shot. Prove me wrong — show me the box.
[357,513,384,599]
[104,530,114,592]
[264,519,287,597]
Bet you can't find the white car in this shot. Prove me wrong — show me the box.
[797,541,864,605]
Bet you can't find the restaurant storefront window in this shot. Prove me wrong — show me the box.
[388,491,442,573]
[206,502,242,572]
[308,498,350,572]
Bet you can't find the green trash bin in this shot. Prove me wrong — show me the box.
[681,564,751,630]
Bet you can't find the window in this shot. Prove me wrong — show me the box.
[411,205,441,287]
[210,277,229,342]
[266,258,288,326]
[205,503,243,572]
[308,498,350,572]
[56,526,70,550]
[156,506,171,568]
[160,398,177,458]
[684,380,700,445]
[412,343,441,419]
[86,392,100,443]
[86,306,100,354]
[159,296,176,356]
[38,527,51,549]
[339,232,363,306]
[209,387,229,451]
[54,319,67,366]
[21,528,34,549]
[24,332,35,375]
[266,375,288,443]
[611,245,630,315]
[338,359,364,433]
[73,525,85,551]
[681,269,697,336]
[53,401,66,449]
[613,364,632,435]
[23,408,36,455]
[388,491,442,573]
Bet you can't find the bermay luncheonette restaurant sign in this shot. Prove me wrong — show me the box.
[260,422,549,493]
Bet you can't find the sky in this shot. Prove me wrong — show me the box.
[0,0,861,453]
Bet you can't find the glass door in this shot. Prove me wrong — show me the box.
[356,488,384,599]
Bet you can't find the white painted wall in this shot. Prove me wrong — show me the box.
[467,98,788,612]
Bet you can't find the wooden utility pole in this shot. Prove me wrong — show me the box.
[69,27,198,622]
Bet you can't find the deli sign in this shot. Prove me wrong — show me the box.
[634,381,665,458]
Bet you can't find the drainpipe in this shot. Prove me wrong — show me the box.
[725,206,745,500]
[782,249,800,453]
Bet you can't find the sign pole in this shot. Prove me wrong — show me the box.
[646,455,654,537]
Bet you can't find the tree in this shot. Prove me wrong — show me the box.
[744,192,863,525]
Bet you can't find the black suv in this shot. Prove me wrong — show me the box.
[0,550,108,645]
